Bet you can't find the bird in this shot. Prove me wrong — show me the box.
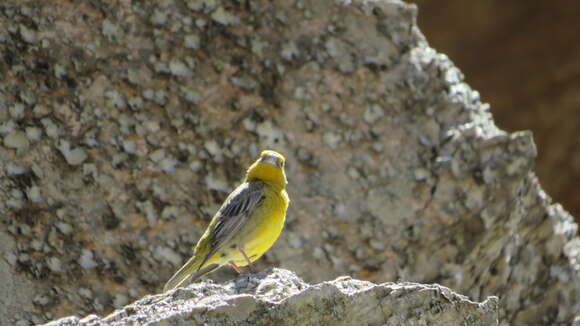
[163,149,289,292]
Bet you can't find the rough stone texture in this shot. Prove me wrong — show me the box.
[40,268,499,326]
[0,0,578,326]
[410,0,580,221]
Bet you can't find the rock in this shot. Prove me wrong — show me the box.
[0,232,36,326]
[19,24,36,43]
[58,140,88,166]
[3,130,30,152]
[184,34,200,49]
[79,249,98,270]
[55,222,73,236]
[46,257,63,273]
[38,269,499,326]
[168,60,192,78]
[211,7,240,26]
[25,127,42,142]
[0,0,577,325]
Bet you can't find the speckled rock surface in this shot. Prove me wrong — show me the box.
[0,0,577,325]
[39,268,499,326]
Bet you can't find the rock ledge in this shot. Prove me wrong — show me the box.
[43,268,498,326]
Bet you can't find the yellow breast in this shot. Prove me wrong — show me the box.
[230,186,289,265]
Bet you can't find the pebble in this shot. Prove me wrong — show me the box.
[7,198,24,209]
[128,96,144,110]
[137,200,158,226]
[150,8,168,25]
[180,87,202,104]
[9,103,25,119]
[0,120,16,135]
[159,156,177,173]
[347,167,360,179]
[47,257,63,273]
[16,319,31,326]
[256,120,284,146]
[333,203,348,219]
[56,222,74,236]
[27,186,42,203]
[323,132,342,149]
[33,293,52,306]
[189,160,202,172]
[371,143,384,152]
[17,253,31,265]
[243,117,257,132]
[414,168,430,181]
[58,140,88,166]
[105,89,126,108]
[113,294,129,308]
[369,239,386,251]
[363,104,384,124]
[128,288,139,298]
[296,147,313,163]
[4,252,17,266]
[3,130,29,151]
[53,64,66,78]
[205,174,229,192]
[289,234,303,248]
[17,223,31,236]
[161,206,180,220]
[41,118,60,138]
[281,42,299,61]
[204,140,223,162]
[6,162,26,175]
[79,287,93,299]
[31,239,43,251]
[101,19,119,38]
[235,276,249,288]
[153,246,182,266]
[312,247,326,260]
[211,7,240,25]
[169,60,192,77]
[143,120,160,133]
[231,76,258,91]
[25,127,42,142]
[79,249,98,269]
[19,24,37,43]
[184,34,200,49]
[149,149,165,162]
[142,89,155,101]
[47,228,59,248]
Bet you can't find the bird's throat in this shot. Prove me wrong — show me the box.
[245,162,286,189]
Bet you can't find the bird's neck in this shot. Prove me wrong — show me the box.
[244,163,286,190]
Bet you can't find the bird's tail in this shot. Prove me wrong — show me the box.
[163,256,219,292]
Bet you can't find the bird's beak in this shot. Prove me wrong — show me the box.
[260,154,283,168]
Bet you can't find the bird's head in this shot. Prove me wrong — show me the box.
[245,150,287,188]
[258,150,285,169]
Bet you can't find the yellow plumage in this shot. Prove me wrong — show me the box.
[163,150,289,292]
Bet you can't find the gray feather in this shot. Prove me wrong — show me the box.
[198,181,265,268]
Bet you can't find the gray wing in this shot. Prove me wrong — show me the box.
[199,181,265,267]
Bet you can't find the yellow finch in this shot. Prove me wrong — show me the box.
[163,150,289,292]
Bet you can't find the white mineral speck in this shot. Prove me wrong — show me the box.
[47,257,63,273]
[169,60,192,77]
[79,249,98,269]
[3,130,29,151]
